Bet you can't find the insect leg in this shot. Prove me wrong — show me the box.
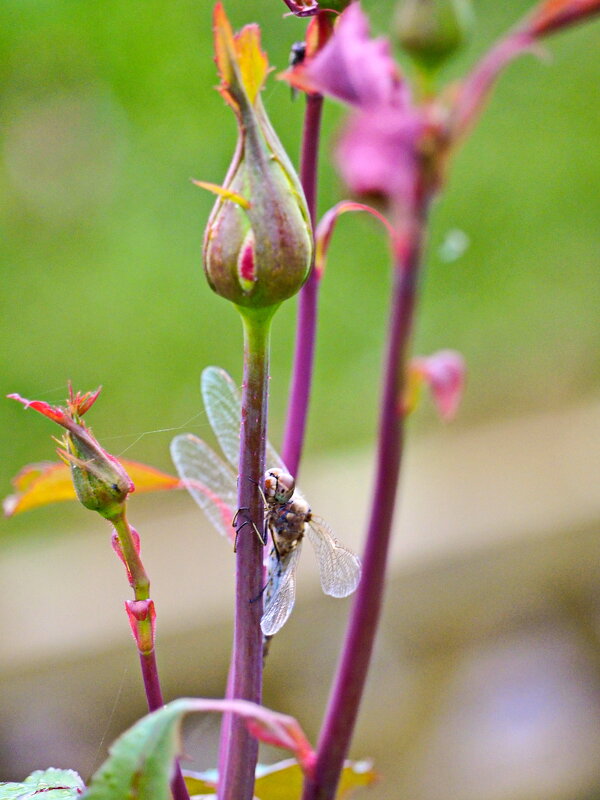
[232,513,266,550]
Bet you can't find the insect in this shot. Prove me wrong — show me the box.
[170,367,361,638]
[288,41,306,101]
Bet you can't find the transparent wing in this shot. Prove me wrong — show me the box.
[201,366,287,472]
[170,433,237,541]
[261,542,302,636]
[201,367,241,471]
[305,516,361,598]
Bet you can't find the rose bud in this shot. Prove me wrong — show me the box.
[199,4,313,311]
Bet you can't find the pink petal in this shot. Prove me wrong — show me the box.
[414,350,466,420]
[336,107,423,206]
[287,3,409,109]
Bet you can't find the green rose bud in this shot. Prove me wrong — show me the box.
[200,4,313,311]
[395,0,473,73]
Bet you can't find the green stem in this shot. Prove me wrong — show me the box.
[112,512,150,600]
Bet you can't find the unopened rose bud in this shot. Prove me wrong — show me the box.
[395,0,472,72]
[201,4,312,310]
[8,385,134,521]
[125,599,156,653]
[63,426,133,518]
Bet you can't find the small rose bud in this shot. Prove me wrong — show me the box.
[201,4,312,310]
[8,385,134,520]
[395,0,473,73]
[125,599,156,653]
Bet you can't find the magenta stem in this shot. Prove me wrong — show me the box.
[281,93,323,477]
[301,199,429,800]
[217,308,273,800]
[139,651,164,710]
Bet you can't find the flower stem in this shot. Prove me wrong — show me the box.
[217,306,275,800]
[301,199,429,800]
[111,512,190,800]
[282,92,323,477]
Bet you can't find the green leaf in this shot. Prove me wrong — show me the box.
[83,701,187,800]
[0,768,85,799]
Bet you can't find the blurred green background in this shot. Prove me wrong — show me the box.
[1,0,599,529]
[1,0,599,797]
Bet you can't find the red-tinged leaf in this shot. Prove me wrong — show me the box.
[4,459,181,517]
[528,0,600,35]
[67,383,102,417]
[85,698,316,800]
[235,24,269,105]
[213,2,237,99]
[7,393,70,425]
[315,202,395,278]
[213,3,269,110]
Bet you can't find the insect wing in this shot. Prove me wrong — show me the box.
[201,367,241,471]
[170,433,237,541]
[261,542,302,636]
[201,366,287,472]
[305,516,361,598]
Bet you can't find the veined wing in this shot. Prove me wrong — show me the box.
[305,516,361,598]
[170,433,237,541]
[261,543,302,637]
[201,366,286,473]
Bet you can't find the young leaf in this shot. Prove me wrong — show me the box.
[83,702,184,800]
[4,459,181,516]
[0,768,85,799]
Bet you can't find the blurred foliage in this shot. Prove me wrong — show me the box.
[1,0,599,539]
